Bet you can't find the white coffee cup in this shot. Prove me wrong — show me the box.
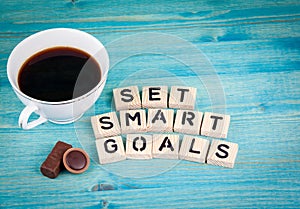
[7,28,109,129]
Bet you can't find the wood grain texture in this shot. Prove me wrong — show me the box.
[1,0,300,208]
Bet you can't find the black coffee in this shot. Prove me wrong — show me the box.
[18,46,101,102]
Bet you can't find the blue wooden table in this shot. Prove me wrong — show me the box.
[1,0,300,208]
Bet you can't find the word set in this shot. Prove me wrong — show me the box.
[91,86,238,168]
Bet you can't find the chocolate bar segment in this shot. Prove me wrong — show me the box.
[40,141,72,179]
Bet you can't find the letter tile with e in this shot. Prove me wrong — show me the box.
[206,139,239,168]
[152,134,179,159]
[113,86,141,111]
[142,86,168,108]
[95,136,126,164]
[179,135,210,163]
[126,134,153,159]
[201,112,230,138]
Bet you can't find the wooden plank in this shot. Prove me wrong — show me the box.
[1,0,300,208]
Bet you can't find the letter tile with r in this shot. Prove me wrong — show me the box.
[173,110,203,135]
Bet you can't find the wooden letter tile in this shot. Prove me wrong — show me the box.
[142,86,168,108]
[179,135,210,163]
[173,110,203,135]
[152,134,179,159]
[91,112,121,139]
[126,134,153,159]
[95,136,126,164]
[113,86,141,111]
[168,86,197,110]
[206,139,239,168]
[147,109,174,132]
[201,112,230,138]
[119,109,147,134]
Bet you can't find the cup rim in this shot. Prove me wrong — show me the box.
[7,28,109,105]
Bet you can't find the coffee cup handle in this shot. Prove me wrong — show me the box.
[18,105,47,130]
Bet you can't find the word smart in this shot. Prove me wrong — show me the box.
[95,134,239,168]
[91,109,230,139]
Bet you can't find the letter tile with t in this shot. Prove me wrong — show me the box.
[142,86,168,108]
[173,110,203,135]
[179,135,210,163]
[95,136,126,164]
[206,139,239,168]
[113,86,141,111]
[152,134,179,159]
[201,112,230,138]
[147,109,174,132]
[168,86,197,110]
[126,134,153,159]
[91,112,121,139]
[120,109,147,134]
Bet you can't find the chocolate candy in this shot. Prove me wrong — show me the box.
[40,141,72,179]
[63,148,90,174]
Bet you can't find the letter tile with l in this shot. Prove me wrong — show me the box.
[179,135,210,163]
